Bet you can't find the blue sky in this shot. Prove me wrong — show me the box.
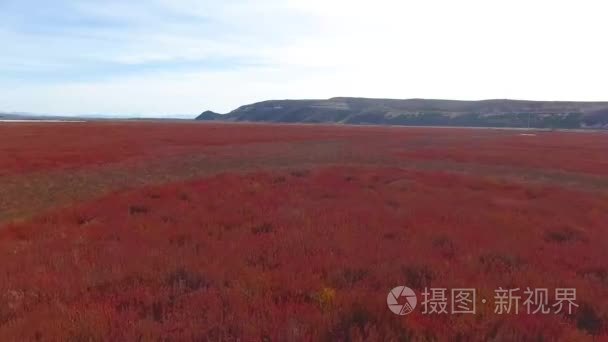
[1,0,607,117]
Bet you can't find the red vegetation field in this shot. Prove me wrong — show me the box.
[0,122,607,340]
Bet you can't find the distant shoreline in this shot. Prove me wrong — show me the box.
[0,119,86,123]
[1,119,605,132]
[193,121,607,133]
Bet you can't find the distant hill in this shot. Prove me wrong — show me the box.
[0,112,84,121]
[0,112,29,119]
[197,98,608,129]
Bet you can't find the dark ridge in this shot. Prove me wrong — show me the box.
[197,98,608,129]
[196,110,223,120]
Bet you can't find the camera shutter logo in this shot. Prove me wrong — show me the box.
[387,286,417,315]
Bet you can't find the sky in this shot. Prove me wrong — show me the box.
[1,0,607,117]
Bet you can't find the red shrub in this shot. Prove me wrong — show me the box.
[0,166,606,340]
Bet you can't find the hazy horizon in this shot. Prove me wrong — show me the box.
[6,96,608,119]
